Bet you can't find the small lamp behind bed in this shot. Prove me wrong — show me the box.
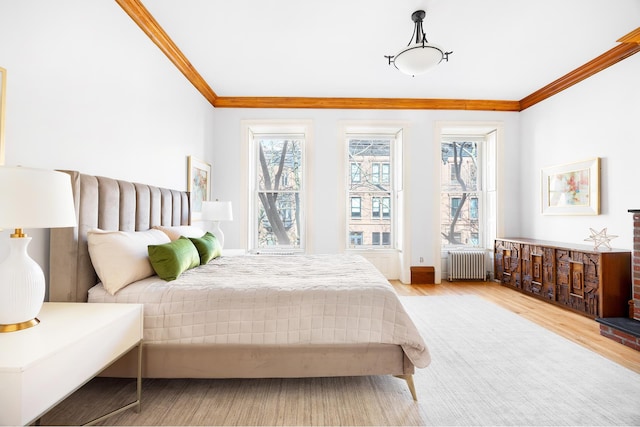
[201,200,233,248]
[0,166,76,332]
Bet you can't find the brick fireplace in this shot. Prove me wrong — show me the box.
[633,211,640,321]
[595,210,640,351]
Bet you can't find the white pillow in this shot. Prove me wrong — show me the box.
[153,225,205,241]
[87,228,171,295]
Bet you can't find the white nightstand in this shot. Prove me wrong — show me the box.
[0,302,143,426]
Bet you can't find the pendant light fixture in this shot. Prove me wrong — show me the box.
[386,10,452,77]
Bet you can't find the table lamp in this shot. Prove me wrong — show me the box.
[0,166,76,332]
[201,200,233,248]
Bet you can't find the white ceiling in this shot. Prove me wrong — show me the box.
[142,0,640,101]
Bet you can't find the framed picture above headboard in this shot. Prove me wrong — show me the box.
[187,155,211,219]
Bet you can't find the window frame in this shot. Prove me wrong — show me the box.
[450,196,461,219]
[382,196,391,219]
[351,162,361,183]
[435,121,503,283]
[350,231,363,246]
[381,163,390,184]
[439,130,499,252]
[441,137,483,249]
[470,197,479,220]
[372,197,381,218]
[372,231,381,245]
[344,131,401,250]
[351,196,362,218]
[371,163,380,184]
[242,120,313,254]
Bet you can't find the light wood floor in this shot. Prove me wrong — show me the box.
[391,280,640,374]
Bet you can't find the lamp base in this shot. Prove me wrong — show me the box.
[0,236,46,328]
[209,221,225,249]
[0,317,40,333]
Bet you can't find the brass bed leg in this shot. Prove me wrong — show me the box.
[395,374,417,401]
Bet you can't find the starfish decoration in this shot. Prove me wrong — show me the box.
[584,227,618,250]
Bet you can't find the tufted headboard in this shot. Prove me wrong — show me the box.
[49,170,191,302]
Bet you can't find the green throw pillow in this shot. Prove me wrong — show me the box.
[189,232,222,265]
[148,237,200,281]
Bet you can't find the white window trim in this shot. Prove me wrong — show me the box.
[434,121,504,284]
[240,119,314,254]
[338,120,411,282]
[440,135,485,251]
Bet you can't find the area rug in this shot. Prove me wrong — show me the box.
[41,295,640,426]
[403,295,640,426]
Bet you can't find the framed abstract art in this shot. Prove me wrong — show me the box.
[541,157,600,215]
[187,155,211,218]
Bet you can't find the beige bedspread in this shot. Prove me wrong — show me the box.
[88,254,430,368]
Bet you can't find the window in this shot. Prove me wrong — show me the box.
[470,232,479,245]
[441,138,480,247]
[439,129,498,250]
[243,121,313,253]
[370,196,390,221]
[449,162,459,183]
[351,163,361,183]
[346,134,400,249]
[242,120,314,254]
[372,232,380,245]
[372,197,381,218]
[350,231,363,246]
[253,136,303,250]
[351,197,361,218]
[372,163,380,184]
[382,196,390,219]
[470,197,478,220]
[371,163,390,184]
[451,197,461,219]
[382,232,391,245]
[371,231,391,246]
[381,163,390,183]
[281,206,294,228]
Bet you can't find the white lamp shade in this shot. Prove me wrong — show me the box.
[201,201,233,222]
[0,166,76,229]
[393,43,445,76]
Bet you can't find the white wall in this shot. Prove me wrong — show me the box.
[6,2,632,289]
[0,1,215,285]
[519,53,640,250]
[209,108,520,277]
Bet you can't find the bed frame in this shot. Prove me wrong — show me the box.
[49,170,417,399]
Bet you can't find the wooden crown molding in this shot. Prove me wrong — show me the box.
[116,4,638,113]
[617,27,640,44]
[519,38,640,111]
[214,97,520,111]
[115,0,218,105]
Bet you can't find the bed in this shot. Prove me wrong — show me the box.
[49,170,430,400]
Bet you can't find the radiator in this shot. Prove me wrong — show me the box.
[448,250,486,281]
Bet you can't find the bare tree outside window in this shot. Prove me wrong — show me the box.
[440,141,479,247]
[257,138,302,248]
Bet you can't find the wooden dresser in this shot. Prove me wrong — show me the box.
[494,238,631,318]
